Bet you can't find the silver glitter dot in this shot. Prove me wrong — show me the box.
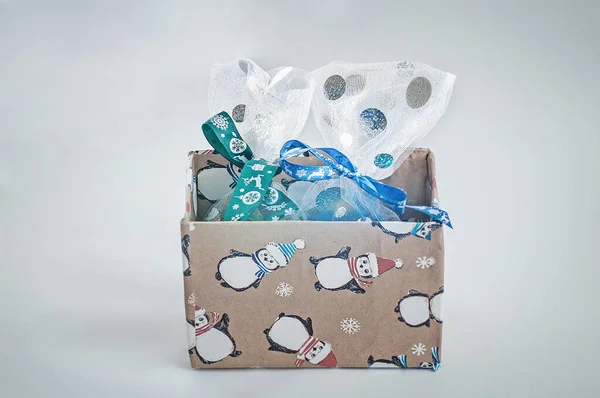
[396,61,415,78]
[232,104,246,123]
[323,75,346,100]
[406,77,432,109]
[345,74,366,96]
[359,108,387,138]
[238,60,249,73]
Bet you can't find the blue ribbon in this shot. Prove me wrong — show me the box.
[278,140,452,227]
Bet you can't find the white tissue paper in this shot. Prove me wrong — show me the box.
[310,61,455,180]
[208,59,314,163]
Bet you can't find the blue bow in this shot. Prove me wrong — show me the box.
[278,140,452,227]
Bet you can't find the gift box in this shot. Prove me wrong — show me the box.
[180,147,444,370]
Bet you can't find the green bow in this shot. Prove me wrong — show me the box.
[202,112,303,221]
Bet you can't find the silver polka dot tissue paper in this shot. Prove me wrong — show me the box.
[311,61,455,180]
[208,59,314,163]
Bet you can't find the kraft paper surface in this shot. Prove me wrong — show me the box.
[181,149,444,369]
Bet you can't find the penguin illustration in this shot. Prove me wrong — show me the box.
[367,355,408,368]
[187,305,241,365]
[196,160,241,202]
[216,239,305,292]
[394,286,444,327]
[370,220,442,242]
[264,313,337,368]
[429,286,444,324]
[182,234,191,277]
[418,347,441,371]
[309,246,403,294]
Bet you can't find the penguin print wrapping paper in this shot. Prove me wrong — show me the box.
[181,148,445,369]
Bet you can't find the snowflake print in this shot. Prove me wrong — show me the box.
[296,169,307,178]
[262,203,286,211]
[239,188,245,192]
[271,216,280,221]
[229,138,247,154]
[241,191,261,205]
[412,343,426,356]
[284,207,295,216]
[187,292,195,306]
[211,114,229,130]
[428,208,441,215]
[275,282,293,298]
[264,187,279,204]
[416,256,435,269]
[232,204,239,210]
[220,133,225,138]
[340,318,361,335]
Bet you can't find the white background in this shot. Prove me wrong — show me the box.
[1,1,599,397]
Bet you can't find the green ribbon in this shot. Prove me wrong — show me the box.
[202,112,302,221]
[201,112,254,168]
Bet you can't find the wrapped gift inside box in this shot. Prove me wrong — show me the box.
[180,148,444,369]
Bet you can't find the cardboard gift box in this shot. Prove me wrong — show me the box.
[180,148,444,369]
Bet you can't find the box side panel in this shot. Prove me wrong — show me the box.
[184,220,444,369]
[425,149,445,360]
[183,152,196,222]
[426,149,439,206]
[381,148,433,207]
[180,219,196,367]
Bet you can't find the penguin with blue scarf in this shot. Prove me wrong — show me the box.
[216,239,305,292]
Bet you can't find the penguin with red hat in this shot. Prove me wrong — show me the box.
[309,246,403,294]
[264,313,337,368]
[186,305,242,365]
